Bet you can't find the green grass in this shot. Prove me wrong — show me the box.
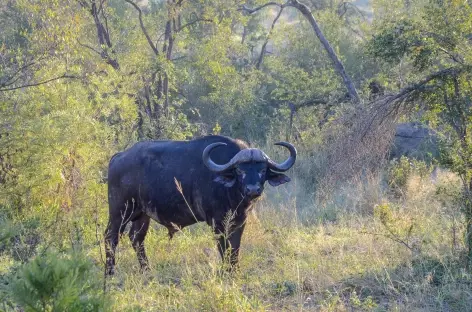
[1,170,471,311]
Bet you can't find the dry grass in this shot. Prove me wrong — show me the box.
[0,144,469,311]
[75,169,470,311]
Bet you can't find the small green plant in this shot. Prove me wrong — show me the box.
[0,218,15,247]
[271,280,297,297]
[349,291,377,310]
[387,156,433,196]
[373,203,418,253]
[6,250,109,312]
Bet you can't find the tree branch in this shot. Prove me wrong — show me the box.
[0,55,49,88]
[256,6,285,69]
[86,0,120,69]
[124,0,159,56]
[360,66,470,139]
[177,18,213,32]
[0,74,79,92]
[239,2,284,14]
[385,66,468,103]
[242,0,360,103]
[288,0,360,103]
[77,40,103,56]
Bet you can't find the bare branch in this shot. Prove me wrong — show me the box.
[256,6,284,69]
[385,67,467,103]
[242,0,360,103]
[177,18,213,32]
[124,0,159,56]
[0,55,49,88]
[0,74,79,92]
[0,76,21,89]
[239,2,284,14]
[85,0,120,69]
[360,66,470,139]
[289,0,359,103]
[77,40,103,56]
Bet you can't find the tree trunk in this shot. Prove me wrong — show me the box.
[466,179,472,269]
[162,13,174,117]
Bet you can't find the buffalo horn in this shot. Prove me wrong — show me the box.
[202,142,235,173]
[267,142,297,172]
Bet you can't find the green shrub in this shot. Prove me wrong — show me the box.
[6,251,109,312]
[387,156,433,196]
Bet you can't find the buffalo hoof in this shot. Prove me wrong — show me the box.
[139,264,150,274]
[105,267,115,276]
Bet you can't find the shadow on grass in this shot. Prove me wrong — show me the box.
[302,254,472,311]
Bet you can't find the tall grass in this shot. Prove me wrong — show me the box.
[1,156,471,311]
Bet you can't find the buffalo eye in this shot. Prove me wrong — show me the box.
[235,167,246,179]
[259,169,266,178]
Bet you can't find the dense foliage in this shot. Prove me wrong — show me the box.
[2,0,472,310]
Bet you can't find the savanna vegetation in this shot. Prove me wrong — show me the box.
[1,0,472,310]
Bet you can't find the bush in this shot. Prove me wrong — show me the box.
[387,156,433,197]
[5,250,109,312]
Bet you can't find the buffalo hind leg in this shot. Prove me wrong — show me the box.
[105,218,128,276]
[129,214,151,272]
[214,222,246,272]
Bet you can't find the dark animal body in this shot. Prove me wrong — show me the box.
[105,135,296,275]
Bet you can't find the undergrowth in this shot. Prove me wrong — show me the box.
[0,167,470,311]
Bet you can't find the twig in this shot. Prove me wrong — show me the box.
[0,74,79,92]
[239,2,284,14]
[77,40,103,56]
[177,18,213,32]
[360,230,414,252]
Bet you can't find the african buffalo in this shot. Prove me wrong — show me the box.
[105,135,296,275]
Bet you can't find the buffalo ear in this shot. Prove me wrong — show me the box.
[267,172,291,187]
[214,174,236,187]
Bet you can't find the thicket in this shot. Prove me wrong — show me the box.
[1,0,472,310]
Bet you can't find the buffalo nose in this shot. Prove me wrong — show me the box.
[245,185,262,196]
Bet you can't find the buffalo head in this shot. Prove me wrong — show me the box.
[202,142,297,198]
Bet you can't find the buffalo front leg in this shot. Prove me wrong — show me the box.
[214,221,246,271]
[128,214,151,272]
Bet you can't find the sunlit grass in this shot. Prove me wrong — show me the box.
[1,170,471,311]
[70,170,463,311]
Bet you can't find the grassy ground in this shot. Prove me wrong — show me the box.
[1,169,471,311]
[97,170,471,311]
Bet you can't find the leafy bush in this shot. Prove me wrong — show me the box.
[387,156,433,197]
[5,251,109,312]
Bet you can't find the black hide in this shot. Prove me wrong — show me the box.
[105,135,292,275]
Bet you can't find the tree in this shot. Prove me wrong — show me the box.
[0,0,136,212]
[241,0,360,103]
[367,0,472,267]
